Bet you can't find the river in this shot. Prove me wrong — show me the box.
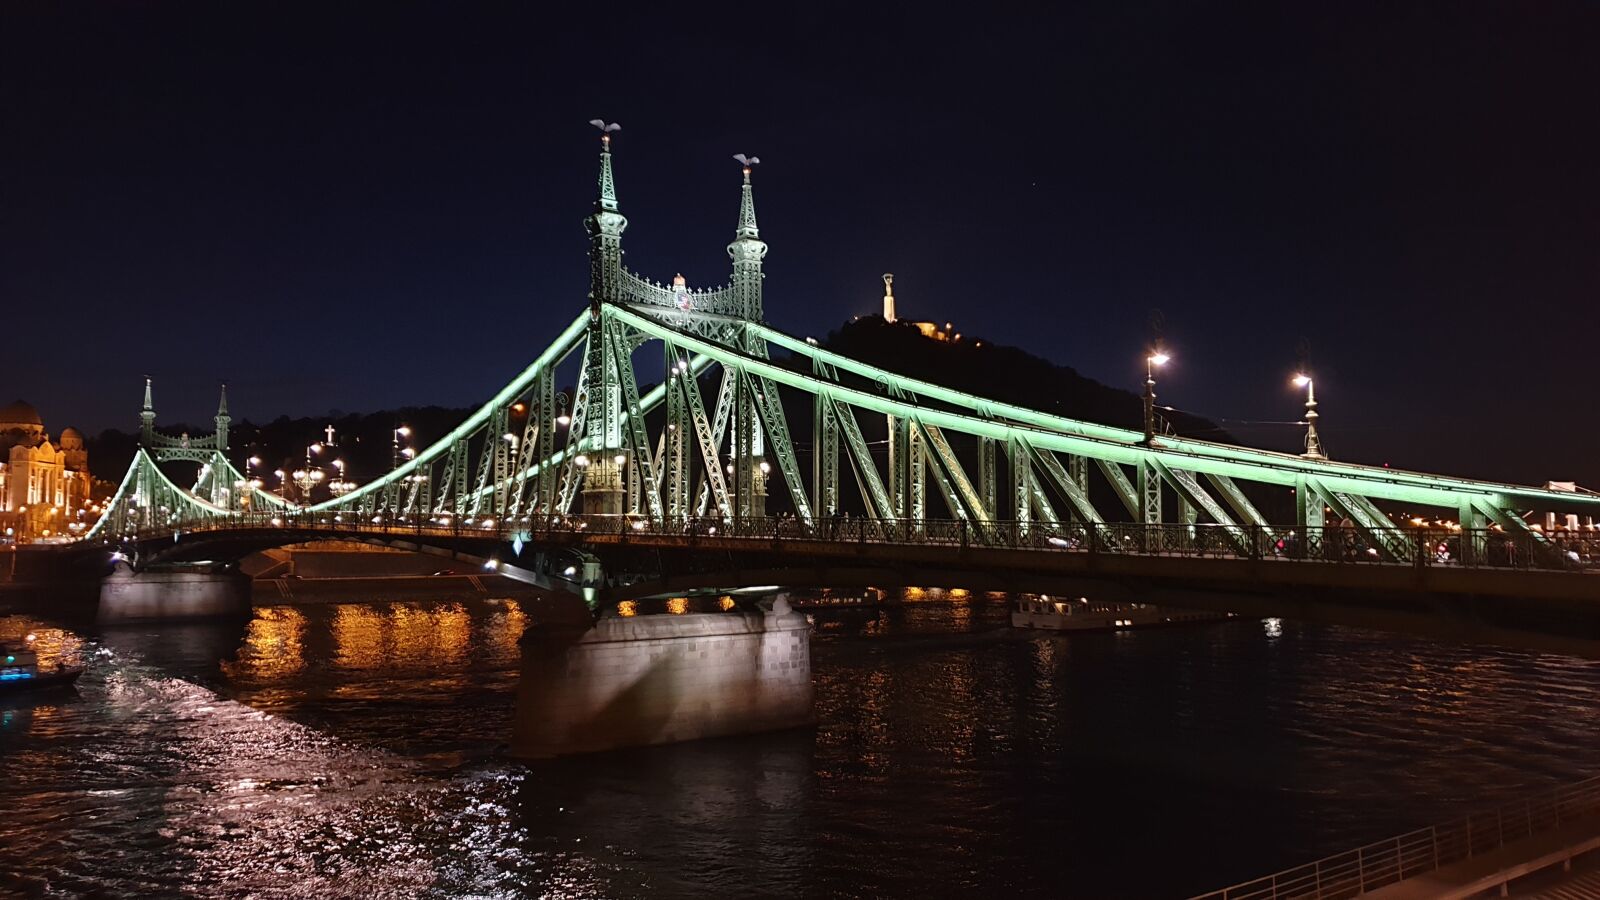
[2,591,1598,897]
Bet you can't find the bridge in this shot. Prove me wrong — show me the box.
[72,129,1600,753]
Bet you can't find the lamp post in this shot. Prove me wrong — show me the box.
[392,426,412,471]
[555,392,572,428]
[1293,374,1326,459]
[292,443,324,503]
[1144,352,1170,445]
[328,459,357,497]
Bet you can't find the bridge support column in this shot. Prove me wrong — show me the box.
[1296,475,1324,529]
[511,602,814,759]
[581,456,626,515]
[1460,500,1486,565]
[98,564,251,622]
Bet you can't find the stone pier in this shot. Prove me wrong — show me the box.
[511,602,814,758]
[98,564,252,622]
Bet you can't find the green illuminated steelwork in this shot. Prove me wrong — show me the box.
[83,135,1600,558]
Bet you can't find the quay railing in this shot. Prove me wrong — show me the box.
[88,510,1600,575]
[1188,774,1600,900]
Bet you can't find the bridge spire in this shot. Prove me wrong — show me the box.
[586,120,627,315]
[214,383,231,451]
[728,154,767,321]
[140,376,156,445]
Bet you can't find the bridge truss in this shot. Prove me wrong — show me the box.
[85,134,1600,567]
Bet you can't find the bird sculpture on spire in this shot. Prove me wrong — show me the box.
[589,119,621,147]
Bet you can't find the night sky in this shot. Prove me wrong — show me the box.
[4,3,1598,487]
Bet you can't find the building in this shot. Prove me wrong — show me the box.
[0,400,93,542]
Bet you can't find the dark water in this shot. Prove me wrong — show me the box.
[2,591,1599,898]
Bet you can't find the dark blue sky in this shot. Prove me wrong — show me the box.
[4,3,1598,486]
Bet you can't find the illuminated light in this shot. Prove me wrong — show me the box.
[563,566,577,576]
[631,520,646,530]
[1264,617,1283,638]
[617,600,638,617]
[718,596,736,611]
[1047,536,1070,547]
[759,461,771,474]
[556,414,572,426]
[24,633,36,643]
[511,402,526,413]
[482,518,495,528]
[1149,353,1170,367]
[613,454,627,465]
[666,597,689,615]
[1292,374,1312,387]
[575,455,589,467]
[397,426,411,436]
[483,559,500,570]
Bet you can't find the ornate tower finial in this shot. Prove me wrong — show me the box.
[732,154,761,239]
[140,376,156,445]
[589,119,622,213]
[586,120,628,316]
[215,382,231,450]
[728,154,767,320]
[882,273,896,323]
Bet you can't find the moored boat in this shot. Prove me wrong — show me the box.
[0,635,84,693]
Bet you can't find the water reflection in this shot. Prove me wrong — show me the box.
[2,597,1600,897]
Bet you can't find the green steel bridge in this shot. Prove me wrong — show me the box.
[82,130,1600,645]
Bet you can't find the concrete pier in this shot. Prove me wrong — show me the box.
[98,565,252,622]
[511,603,814,759]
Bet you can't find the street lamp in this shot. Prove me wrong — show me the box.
[274,469,288,499]
[292,443,324,503]
[1144,351,1170,445]
[555,391,572,427]
[1292,374,1326,459]
[328,458,357,497]
[392,425,411,471]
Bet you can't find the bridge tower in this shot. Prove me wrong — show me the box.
[580,127,629,515]
[728,159,769,518]
[136,379,246,509]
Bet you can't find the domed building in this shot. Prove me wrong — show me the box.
[0,400,92,542]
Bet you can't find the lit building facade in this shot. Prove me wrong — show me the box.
[0,400,92,541]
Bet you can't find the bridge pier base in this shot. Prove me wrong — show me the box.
[98,564,252,622]
[511,600,813,759]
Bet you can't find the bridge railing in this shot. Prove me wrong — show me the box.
[1187,774,1600,900]
[95,510,1600,575]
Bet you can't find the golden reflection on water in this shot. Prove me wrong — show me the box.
[332,602,474,673]
[222,601,528,689]
[226,607,308,680]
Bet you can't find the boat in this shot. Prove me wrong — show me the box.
[1010,595,1236,631]
[0,636,84,693]
[786,588,885,610]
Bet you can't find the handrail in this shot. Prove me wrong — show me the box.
[1189,774,1600,900]
[89,513,1600,577]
